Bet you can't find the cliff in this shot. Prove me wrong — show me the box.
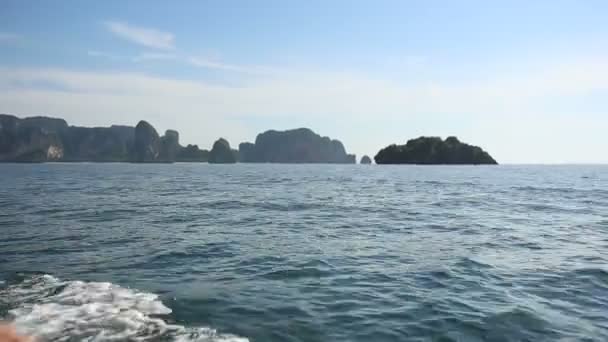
[374,136,497,165]
[0,114,66,162]
[0,114,209,162]
[133,121,161,162]
[239,128,356,163]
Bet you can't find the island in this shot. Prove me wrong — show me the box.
[239,128,356,163]
[0,114,209,162]
[374,136,497,164]
[2,114,493,165]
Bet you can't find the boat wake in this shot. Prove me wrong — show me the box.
[0,274,248,342]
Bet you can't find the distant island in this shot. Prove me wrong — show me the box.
[0,114,209,163]
[375,136,497,164]
[1,114,497,165]
[0,115,355,164]
[239,128,355,163]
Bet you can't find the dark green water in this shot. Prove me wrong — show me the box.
[1,164,607,341]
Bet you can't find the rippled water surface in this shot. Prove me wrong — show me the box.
[1,163,607,341]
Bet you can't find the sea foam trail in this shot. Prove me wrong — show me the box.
[0,274,248,342]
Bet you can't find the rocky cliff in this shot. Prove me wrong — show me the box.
[0,114,66,162]
[374,136,497,165]
[0,115,209,162]
[239,128,356,163]
[133,121,161,162]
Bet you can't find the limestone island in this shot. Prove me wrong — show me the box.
[0,114,209,163]
[239,128,355,163]
[374,136,497,165]
[0,115,356,164]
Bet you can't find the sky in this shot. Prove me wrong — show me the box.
[1,0,607,163]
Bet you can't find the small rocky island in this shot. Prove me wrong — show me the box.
[239,128,355,163]
[0,114,209,162]
[375,136,497,164]
[360,155,372,164]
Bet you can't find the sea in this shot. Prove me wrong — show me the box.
[0,163,607,342]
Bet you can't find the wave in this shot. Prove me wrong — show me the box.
[0,274,248,342]
[512,185,608,197]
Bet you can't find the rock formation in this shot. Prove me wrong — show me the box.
[61,125,134,162]
[0,114,66,162]
[209,138,237,164]
[238,128,355,163]
[360,155,372,164]
[159,129,180,162]
[374,136,497,165]
[176,144,209,162]
[0,114,209,163]
[133,121,161,162]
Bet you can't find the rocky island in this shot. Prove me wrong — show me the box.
[0,114,209,162]
[360,155,372,164]
[239,128,356,163]
[375,136,497,164]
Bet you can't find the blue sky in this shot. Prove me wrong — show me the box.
[1,0,607,163]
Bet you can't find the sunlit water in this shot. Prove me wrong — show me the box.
[1,163,607,341]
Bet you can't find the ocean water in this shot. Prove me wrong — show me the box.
[1,163,607,342]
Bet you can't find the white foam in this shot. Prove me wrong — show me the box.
[1,275,248,342]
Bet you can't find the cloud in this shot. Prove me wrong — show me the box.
[103,21,174,50]
[0,57,607,163]
[131,52,178,62]
[87,50,124,61]
[98,20,271,74]
[88,50,177,63]
[187,57,273,74]
[0,32,20,42]
[87,48,271,74]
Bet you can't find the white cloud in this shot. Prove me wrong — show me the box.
[0,57,607,163]
[97,19,272,74]
[103,21,174,50]
[187,57,275,74]
[88,50,178,63]
[131,52,178,62]
[87,48,273,74]
[0,32,20,42]
[87,50,124,60]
